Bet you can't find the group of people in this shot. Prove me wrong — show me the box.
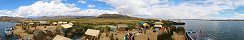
[124,33,135,40]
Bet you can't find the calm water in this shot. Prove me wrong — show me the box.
[176,20,244,40]
[0,22,18,40]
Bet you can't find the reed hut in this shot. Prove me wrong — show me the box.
[53,35,71,40]
[154,25,163,31]
[84,29,100,40]
[117,24,128,31]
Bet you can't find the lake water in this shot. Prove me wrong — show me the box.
[176,20,244,40]
[0,22,18,40]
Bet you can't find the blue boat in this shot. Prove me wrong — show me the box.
[186,31,212,40]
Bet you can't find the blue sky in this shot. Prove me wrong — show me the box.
[0,0,113,10]
[234,6,244,14]
[0,0,37,10]
[1,0,244,19]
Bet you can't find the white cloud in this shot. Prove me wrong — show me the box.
[16,1,81,17]
[0,1,117,17]
[78,0,87,4]
[81,9,118,16]
[53,0,61,4]
[88,4,96,8]
[231,12,244,19]
[39,0,61,4]
[99,0,244,19]
[0,10,18,17]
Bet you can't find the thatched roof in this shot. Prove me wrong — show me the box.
[117,24,128,29]
[33,30,48,40]
[39,21,48,24]
[85,29,100,36]
[53,35,71,40]
[68,23,73,25]
[52,22,57,24]
[154,22,164,25]
[46,26,56,33]
[58,21,63,24]
[143,23,150,27]
[61,24,73,28]
[154,25,162,28]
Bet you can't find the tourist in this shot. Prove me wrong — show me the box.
[128,33,131,40]
[144,28,147,34]
[124,34,128,40]
[131,34,135,40]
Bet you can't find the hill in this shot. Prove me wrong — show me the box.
[97,14,135,18]
[33,14,138,20]
[0,16,25,22]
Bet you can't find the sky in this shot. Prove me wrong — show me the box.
[1,0,244,19]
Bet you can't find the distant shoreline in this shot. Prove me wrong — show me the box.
[207,20,244,21]
[169,19,244,21]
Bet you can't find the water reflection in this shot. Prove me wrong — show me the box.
[180,20,244,40]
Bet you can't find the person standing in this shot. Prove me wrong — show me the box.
[124,34,128,40]
[131,34,135,40]
[144,28,147,34]
[128,34,131,40]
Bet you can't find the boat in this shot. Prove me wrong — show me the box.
[11,26,15,30]
[172,22,185,25]
[171,20,185,25]
[4,26,14,36]
[186,31,212,40]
